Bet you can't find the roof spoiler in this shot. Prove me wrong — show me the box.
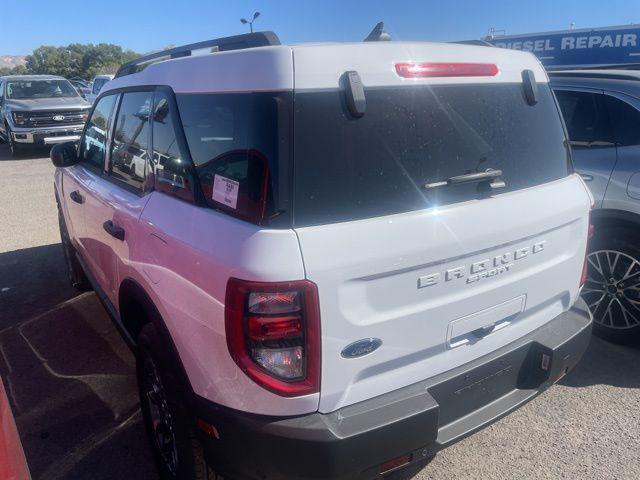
[114,31,281,78]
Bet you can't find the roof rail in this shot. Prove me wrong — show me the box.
[114,31,281,78]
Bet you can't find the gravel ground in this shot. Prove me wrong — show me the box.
[0,144,638,480]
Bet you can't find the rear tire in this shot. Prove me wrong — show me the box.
[581,224,640,344]
[137,323,221,480]
[57,205,91,291]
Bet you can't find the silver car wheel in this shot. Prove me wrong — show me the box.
[582,249,640,330]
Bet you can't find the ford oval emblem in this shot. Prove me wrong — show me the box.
[52,115,65,121]
[341,338,382,358]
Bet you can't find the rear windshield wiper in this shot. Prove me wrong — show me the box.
[423,168,505,190]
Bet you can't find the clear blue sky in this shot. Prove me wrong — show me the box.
[3,0,640,55]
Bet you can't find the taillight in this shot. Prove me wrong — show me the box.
[225,278,321,397]
[395,62,499,78]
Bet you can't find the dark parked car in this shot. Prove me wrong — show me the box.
[551,70,640,343]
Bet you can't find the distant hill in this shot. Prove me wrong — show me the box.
[0,55,27,69]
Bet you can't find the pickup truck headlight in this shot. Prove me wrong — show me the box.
[11,111,28,126]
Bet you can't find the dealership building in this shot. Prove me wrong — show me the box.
[484,24,640,69]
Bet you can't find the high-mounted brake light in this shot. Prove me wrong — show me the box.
[395,62,499,78]
[225,278,321,397]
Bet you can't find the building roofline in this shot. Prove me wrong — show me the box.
[487,23,640,41]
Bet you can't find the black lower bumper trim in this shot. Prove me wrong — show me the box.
[192,299,592,480]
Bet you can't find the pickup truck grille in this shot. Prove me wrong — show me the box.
[22,110,88,128]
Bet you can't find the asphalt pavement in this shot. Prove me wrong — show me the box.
[0,143,638,480]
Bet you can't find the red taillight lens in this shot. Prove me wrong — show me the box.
[247,315,302,341]
[248,291,301,314]
[395,62,499,78]
[225,278,321,397]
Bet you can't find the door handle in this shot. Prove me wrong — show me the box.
[69,190,84,204]
[579,173,594,182]
[103,220,125,241]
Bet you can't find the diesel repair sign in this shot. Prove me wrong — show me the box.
[486,25,640,68]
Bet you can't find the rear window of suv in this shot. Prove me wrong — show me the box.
[293,83,571,226]
[175,83,570,228]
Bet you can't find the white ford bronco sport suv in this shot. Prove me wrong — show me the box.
[52,31,593,480]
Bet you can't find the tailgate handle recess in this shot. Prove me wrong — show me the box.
[471,324,496,338]
[447,295,526,349]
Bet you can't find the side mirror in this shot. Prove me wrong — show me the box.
[50,141,79,167]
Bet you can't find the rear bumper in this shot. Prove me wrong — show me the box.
[193,298,592,480]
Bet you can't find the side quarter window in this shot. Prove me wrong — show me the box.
[603,94,640,147]
[151,91,195,202]
[554,90,613,148]
[109,91,153,192]
[78,94,117,171]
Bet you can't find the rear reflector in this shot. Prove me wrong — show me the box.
[379,454,412,474]
[395,62,499,78]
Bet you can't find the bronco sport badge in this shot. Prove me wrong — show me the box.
[418,241,547,288]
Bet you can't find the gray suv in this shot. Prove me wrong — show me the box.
[551,70,640,343]
[0,75,91,157]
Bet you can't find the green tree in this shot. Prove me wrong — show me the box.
[0,65,28,76]
[24,43,139,79]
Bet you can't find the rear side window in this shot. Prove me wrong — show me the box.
[151,91,195,202]
[93,78,108,95]
[554,90,613,147]
[294,84,571,226]
[177,92,292,225]
[110,91,152,192]
[79,94,116,171]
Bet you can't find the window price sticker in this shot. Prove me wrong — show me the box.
[213,174,239,209]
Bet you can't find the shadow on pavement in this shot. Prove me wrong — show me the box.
[560,334,640,389]
[0,243,158,480]
[0,143,51,161]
